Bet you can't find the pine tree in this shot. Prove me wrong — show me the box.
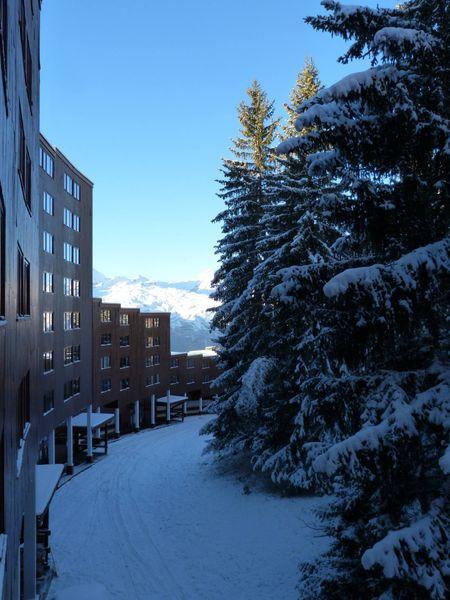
[277,1,450,597]
[282,57,321,139]
[244,60,348,488]
[203,81,279,456]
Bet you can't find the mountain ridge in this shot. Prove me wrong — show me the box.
[93,269,217,352]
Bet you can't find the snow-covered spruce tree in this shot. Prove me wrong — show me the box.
[242,60,350,488]
[202,81,279,456]
[276,1,450,598]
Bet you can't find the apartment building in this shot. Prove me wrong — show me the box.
[38,134,93,471]
[0,1,41,597]
[93,299,220,430]
[169,348,220,403]
[92,299,171,433]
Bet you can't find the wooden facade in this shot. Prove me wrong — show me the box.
[0,1,41,597]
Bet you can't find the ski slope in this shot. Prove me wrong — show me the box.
[49,416,328,600]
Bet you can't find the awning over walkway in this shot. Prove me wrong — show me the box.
[36,464,64,517]
[156,395,186,405]
[71,413,114,429]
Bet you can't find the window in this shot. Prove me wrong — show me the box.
[100,333,112,345]
[187,358,195,369]
[100,356,111,370]
[73,181,80,200]
[145,317,160,328]
[64,378,80,400]
[63,242,72,262]
[101,378,111,393]
[170,357,179,369]
[63,346,72,365]
[43,311,53,333]
[72,246,80,264]
[100,309,111,323]
[43,272,54,293]
[120,336,129,347]
[39,147,54,177]
[64,311,80,330]
[120,378,130,391]
[203,374,212,383]
[64,173,73,195]
[170,373,179,385]
[63,277,72,296]
[63,278,80,297]
[19,113,31,209]
[19,1,32,106]
[64,345,80,365]
[43,390,54,414]
[146,336,160,348]
[0,189,5,317]
[17,372,30,447]
[72,214,80,231]
[63,208,72,227]
[43,231,54,254]
[146,354,160,367]
[43,191,54,215]
[120,356,130,369]
[72,311,80,329]
[0,0,7,103]
[63,381,71,401]
[187,375,196,384]
[17,246,30,316]
[202,360,210,369]
[119,313,129,326]
[72,279,80,297]
[43,350,53,373]
[145,374,160,387]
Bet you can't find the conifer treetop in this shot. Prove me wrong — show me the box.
[283,57,321,139]
[232,79,278,171]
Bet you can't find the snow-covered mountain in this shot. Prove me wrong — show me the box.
[93,269,218,352]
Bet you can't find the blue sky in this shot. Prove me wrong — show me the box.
[40,0,396,282]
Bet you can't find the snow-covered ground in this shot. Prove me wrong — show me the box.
[49,416,328,600]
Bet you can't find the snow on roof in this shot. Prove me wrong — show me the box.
[36,464,64,516]
[187,347,217,357]
[72,412,115,429]
[156,394,187,404]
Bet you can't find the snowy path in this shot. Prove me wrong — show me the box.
[49,416,327,600]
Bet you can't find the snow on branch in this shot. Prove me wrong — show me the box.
[312,387,417,476]
[232,357,274,418]
[313,376,450,478]
[323,238,450,299]
[307,65,401,106]
[361,501,450,599]
[373,27,438,57]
